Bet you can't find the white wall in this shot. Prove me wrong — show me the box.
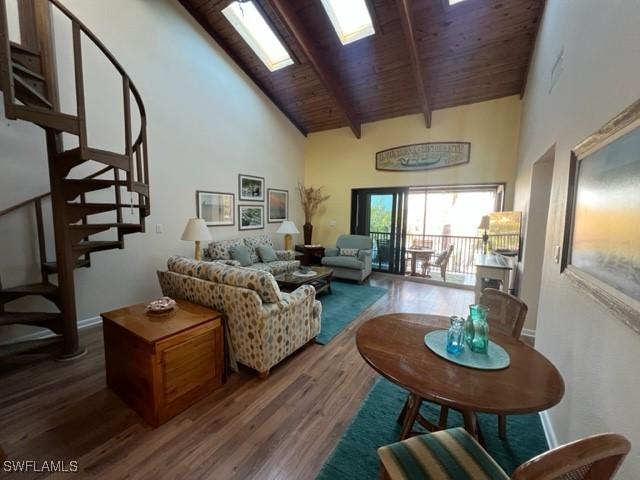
[0,0,305,339]
[514,0,640,477]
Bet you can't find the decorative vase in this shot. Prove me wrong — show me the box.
[467,304,490,354]
[303,223,313,245]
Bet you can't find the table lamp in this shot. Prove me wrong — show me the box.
[181,218,211,260]
[277,221,299,251]
[478,215,491,254]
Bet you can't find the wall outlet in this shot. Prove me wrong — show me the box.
[329,219,336,228]
[155,224,163,234]
[554,245,561,264]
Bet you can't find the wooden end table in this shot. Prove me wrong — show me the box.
[275,266,333,295]
[101,300,225,426]
[295,244,325,266]
[356,313,564,440]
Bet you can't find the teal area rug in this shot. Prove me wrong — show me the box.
[316,280,387,345]
[317,378,548,479]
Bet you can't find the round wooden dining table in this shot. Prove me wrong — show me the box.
[356,313,565,440]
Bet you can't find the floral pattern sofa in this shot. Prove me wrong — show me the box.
[204,235,299,275]
[158,256,321,378]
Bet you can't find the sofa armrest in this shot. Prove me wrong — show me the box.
[324,247,339,257]
[358,249,372,271]
[275,250,296,261]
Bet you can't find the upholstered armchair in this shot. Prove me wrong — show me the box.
[321,234,373,282]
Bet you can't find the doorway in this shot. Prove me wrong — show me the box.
[520,146,555,328]
[351,188,408,273]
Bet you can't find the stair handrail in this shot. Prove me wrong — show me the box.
[47,0,149,200]
[0,0,149,210]
[0,192,50,218]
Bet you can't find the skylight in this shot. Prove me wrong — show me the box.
[321,0,375,45]
[222,1,293,72]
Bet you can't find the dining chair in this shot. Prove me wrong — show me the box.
[422,244,454,279]
[481,288,528,439]
[378,429,630,480]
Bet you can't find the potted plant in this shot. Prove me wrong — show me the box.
[297,182,330,245]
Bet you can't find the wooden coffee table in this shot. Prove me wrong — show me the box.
[275,266,333,295]
[356,313,564,440]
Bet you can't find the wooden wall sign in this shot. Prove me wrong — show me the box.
[376,142,471,171]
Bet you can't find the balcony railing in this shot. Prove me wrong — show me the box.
[369,232,520,275]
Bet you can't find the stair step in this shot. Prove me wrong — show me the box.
[9,105,79,135]
[0,312,63,333]
[71,240,122,254]
[68,223,142,244]
[0,283,59,303]
[88,148,130,171]
[0,337,62,360]
[64,203,121,223]
[42,259,91,274]
[9,42,42,75]
[13,76,52,109]
[11,62,45,81]
[63,179,127,201]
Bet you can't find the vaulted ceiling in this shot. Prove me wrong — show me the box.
[179,0,545,137]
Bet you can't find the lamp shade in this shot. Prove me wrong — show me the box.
[277,221,299,235]
[181,218,211,241]
[478,215,491,230]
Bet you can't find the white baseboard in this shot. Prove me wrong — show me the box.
[1,315,102,345]
[539,410,558,449]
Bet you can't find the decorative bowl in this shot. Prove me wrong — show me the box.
[146,297,176,314]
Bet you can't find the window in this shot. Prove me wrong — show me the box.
[448,0,469,5]
[222,1,293,72]
[320,0,375,45]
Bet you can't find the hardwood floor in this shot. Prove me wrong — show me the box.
[0,275,473,479]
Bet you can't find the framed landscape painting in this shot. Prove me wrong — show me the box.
[196,190,234,226]
[267,189,288,223]
[239,174,265,202]
[239,205,264,230]
[562,99,640,333]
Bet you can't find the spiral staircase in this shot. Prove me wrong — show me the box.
[0,0,150,360]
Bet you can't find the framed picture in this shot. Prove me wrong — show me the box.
[238,205,264,230]
[239,174,265,202]
[267,188,288,223]
[196,190,234,226]
[562,99,640,333]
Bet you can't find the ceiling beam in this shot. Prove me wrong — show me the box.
[176,0,308,136]
[264,0,362,139]
[395,0,432,128]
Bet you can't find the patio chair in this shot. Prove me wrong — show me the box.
[378,429,630,480]
[422,244,454,280]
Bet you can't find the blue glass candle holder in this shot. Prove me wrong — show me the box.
[446,316,466,355]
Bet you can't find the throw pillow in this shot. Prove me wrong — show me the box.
[340,248,359,257]
[229,245,253,267]
[256,244,278,263]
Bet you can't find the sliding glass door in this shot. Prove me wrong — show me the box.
[351,188,408,273]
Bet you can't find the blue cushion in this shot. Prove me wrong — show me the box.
[335,234,373,251]
[378,428,509,480]
[229,245,253,267]
[322,255,364,270]
[256,244,278,263]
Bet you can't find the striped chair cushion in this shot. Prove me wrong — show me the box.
[378,428,509,480]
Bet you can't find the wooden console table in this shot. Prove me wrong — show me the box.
[102,300,225,426]
[474,253,513,302]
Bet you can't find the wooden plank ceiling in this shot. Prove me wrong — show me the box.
[179,0,545,137]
